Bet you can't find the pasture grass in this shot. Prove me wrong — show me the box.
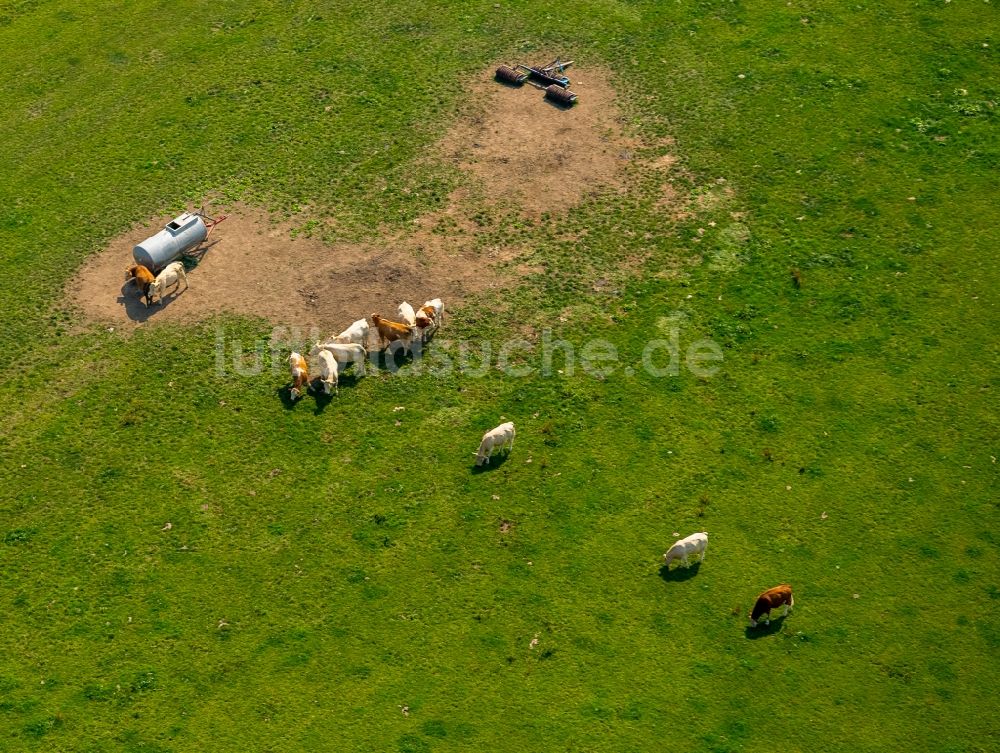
[1,1,998,751]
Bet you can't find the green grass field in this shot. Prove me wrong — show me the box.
[1,1,998,750]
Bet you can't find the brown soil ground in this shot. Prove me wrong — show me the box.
[71,205,513,335]
[438,65,629,212]
[69,66,675,335]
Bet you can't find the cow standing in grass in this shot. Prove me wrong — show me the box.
[475,422,515,466]
[288,352,309,400]
[413,298,444,343]
[315,349,339,395]
[662,532,708,569]
[332,318,370,347]
[372,313,413,352]
[749,584,794,627]
[310,341,367,376]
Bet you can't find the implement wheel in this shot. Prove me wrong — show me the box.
[495,65,527,85]
[544,85,577,106]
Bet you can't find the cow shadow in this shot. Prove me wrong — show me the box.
[659,561,702,583]
[471,451,512,474]
[118,283,155,322]
[282,371,369,413]
[339,371,366,390]
[368,344,414,374]
[275,385,302,410]
[309,381,336,414]
[744,615,788,639]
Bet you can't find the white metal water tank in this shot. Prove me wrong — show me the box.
[133,212,207,272]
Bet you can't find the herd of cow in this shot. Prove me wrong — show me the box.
[287,298,445,397]
[662,532,794,627]
[301,324,789,626]
[122,266,792,628]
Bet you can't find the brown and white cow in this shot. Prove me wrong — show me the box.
[749,584,794,627]
[413,298,444,343]
[288,352,309,400]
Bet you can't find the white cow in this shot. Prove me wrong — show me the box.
[662,532,708,569]
[315,349,339,395]
[311,341,367,376]
[332,318,370,347]
[397,301,416,327]
[147,261,188,304]
[475,421,515,466]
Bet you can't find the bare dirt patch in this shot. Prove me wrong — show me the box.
[438,65,630,214]
[69,65,682,334]
[71,204,516,335]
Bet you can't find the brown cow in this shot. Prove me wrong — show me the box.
[124,264,156,307]
[371,313,412,351]
[749,584,794,627]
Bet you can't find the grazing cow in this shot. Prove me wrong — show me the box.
[662,532,708,569]
[124,264,156,307]
[147,261,188,304]
[475,421,515,466]
[749,584,794,627]
[397,301,416,327]
[315,349,339,395]
[371,313,413,352]
[310,341,367,376]
[332,318,370,347]
[288,352,309,400]
[413,298,444,342]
